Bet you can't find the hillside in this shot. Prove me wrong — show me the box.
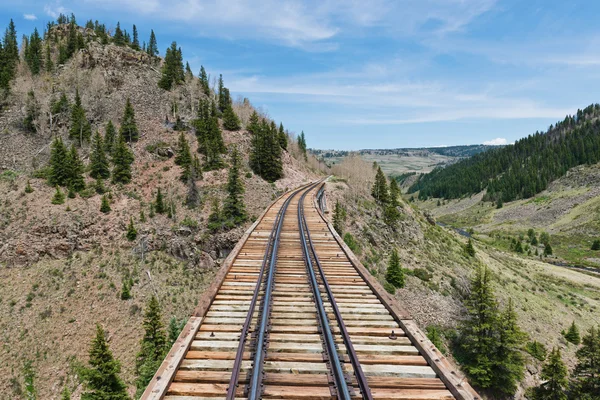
[409,104,600,202]
[0,17,321,399]
[311,144,496,177]
[328,156,600,398]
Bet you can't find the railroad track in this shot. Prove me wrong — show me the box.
[142,181,480,400]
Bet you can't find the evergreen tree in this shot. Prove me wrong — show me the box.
[185,61,192,79]
[186,164,200,208]
[52,186,65,204]
[199,65,210,96]
[248,118,283,182]
[222,147,247,225]
[217,74,226,112]
[544,243,553,256]
[297,131,307,160]
[0,19,19,91]
[332,200,346,235]
[371,167,389,203]
[113,22,124,46]
[104,121,116,155]
[119,98,139,142]
[147,30,158,57]
[131,24,140,50]
[135,295,168,398]
[564,321,581,345]
[532,347,568,400]
[25,28,43,75]
[100,195,111,213]
[90,131,110,179]
[571,326,600,397]
[168,317,185,346]
[66,145,85,192]
[25,180,33,194]
[158,42,184,90]
[204,114,226,170]
[175,132,192,181]
[278,123,288,150]
[81,325,130,400]
[45,43,53,73]
[465,238,476,257]
[154,188,165,214]
[385,249,405,288]
[69,89,92,145]
[222,100,241,131]
[48,137,69,186]
[459,265,500,389]
[111,133,134,184]
[207,197,223,232]
[492,299,526,395]
[515,240,524,253]
[591,240,600,251]
[389,178,401,207]
[126,217,137,241]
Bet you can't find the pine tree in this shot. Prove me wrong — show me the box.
[492,299,526,395]
[185,61,192,79]
[223,147,247,225]
[459,265,499,389]
[544,243,553,256]
[199,65,210,96]
[564,321,581,345]
[104,121,116,155]
[81,325,130,400]
[389,179,401,207]
[90,131,110,179]
[278,123,288,150]
[217,74,226,112]
[135,295,168,398]
[591,239,600,251]
[52,186,65,204]
[113,22,124,46]
[69,89,91,145]
[66,145,85,192]
[131,24,140,50]
[45,43,53,73]
[168,317,185,346]
[158,42,184,90]
[385,250,405,288]
[532,347,568,400]
[222,101,241,131]
[571,326,600,397]
[126,217,137,241]
[25,28,43,75]
[0,19,18,90]
[186,164,200,208]
[383,204,401,226]
[297,131,307,160]
[119,98,139,142]
[332,200,346,235]
[147,30,158,57]
[175,132,192,181]
[371,167,389,203]
[48,137,69,186]
[100,195,111,213]
[465,238,476,257]
[155,188,165,214]
[111,133,134,184]
[25,180,33,194]
[207,197,223,232]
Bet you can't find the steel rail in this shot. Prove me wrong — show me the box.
[246,182,320,400]
[300,186,373,400]
[297,187,353,400]
[226,183,312,400]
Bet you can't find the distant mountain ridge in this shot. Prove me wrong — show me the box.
[311,144,499,158]
[409,103,600,202]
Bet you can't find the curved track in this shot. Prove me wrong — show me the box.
[142,181,480,400]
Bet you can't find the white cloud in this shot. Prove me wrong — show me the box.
[44,2,69,19]
[483,138,508,145]
[23,14,37,21]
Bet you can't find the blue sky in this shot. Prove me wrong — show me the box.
[2,0,600,150]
